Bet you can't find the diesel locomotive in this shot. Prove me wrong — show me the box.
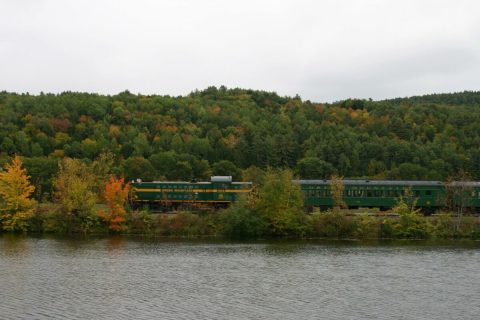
[131,176,252,210]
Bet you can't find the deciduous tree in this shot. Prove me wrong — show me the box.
[98,176,130,232]
[0,156,36,232]
[53,158,98,233]
[330,175,347,209]
[256,169,305,236]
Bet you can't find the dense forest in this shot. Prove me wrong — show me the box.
[1,87,480,202]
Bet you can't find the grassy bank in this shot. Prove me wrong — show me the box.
[18,204,480,240]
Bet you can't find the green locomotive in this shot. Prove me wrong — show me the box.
[131,176,252,210]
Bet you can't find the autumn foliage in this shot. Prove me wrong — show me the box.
[98,176,130,232]
[0,156,36,232]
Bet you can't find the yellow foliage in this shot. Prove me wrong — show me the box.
[330,175,347,209]
[0,156,36,232]
[50,149,65,158]
[53,158,97,217]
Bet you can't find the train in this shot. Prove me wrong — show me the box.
[298,179,480,213]
[131,176,480,213]
[131,176,252,210]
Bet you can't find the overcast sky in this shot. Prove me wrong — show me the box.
[1,0,479,102]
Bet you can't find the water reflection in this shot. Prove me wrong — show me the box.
[105,235,125,252]
[0,236,479,320]
[0,234,30,256]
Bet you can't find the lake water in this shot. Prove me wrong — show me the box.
[1,236,479,320]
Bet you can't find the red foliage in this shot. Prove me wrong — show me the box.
[49,118,72,132]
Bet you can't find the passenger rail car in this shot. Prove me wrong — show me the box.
[131,176,252,210]
[297,179,480,211]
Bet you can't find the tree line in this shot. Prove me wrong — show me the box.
[1,156,479,239]
[1,88,480,202]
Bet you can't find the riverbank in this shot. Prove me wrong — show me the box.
[8,205,480,240]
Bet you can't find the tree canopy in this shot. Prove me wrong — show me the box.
[1,88,480,195]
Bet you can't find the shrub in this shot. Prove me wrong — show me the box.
[432,212,457,239]
[379,218,396,239]
[308,210,355,238]
[221,195,267,239]
[393,198,432,239]
[458,216,480,239]
[126,210,153,235]
[353,213,379,239]
[153,212,216,237]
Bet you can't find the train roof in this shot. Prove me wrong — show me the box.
[133,180,252,185]
[294,180,480,187]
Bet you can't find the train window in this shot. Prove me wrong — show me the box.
[353,190,363,197]
[414,191,420,197]
[425,190,432,196]
[374,190,382,197]
[367,191,373,197]
[346,190,352,197]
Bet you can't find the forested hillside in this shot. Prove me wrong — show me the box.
[1,87,479,199]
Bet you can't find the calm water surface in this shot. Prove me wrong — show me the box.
[1,236,479,320]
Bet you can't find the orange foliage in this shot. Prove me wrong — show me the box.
[98,176,130,232]
[78,115,92,123]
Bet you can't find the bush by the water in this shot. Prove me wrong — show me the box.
[307,210,356,238]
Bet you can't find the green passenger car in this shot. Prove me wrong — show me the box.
[132,176,252,210]
[296,180,480,211]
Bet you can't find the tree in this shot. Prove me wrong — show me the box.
[444,172,474,233]
[296,157,334,179]
[122,156,156,181]
[330,175,346,209]
[22,156,59,201]
[392,196,430,239]
[53,158,98,233]
[222,192,267,239]
[98,176,130,232]
[212,160,241,180]
[255,169,305,236]
[0,156,36,232]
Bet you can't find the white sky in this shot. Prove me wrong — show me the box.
[1,0,479,102]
